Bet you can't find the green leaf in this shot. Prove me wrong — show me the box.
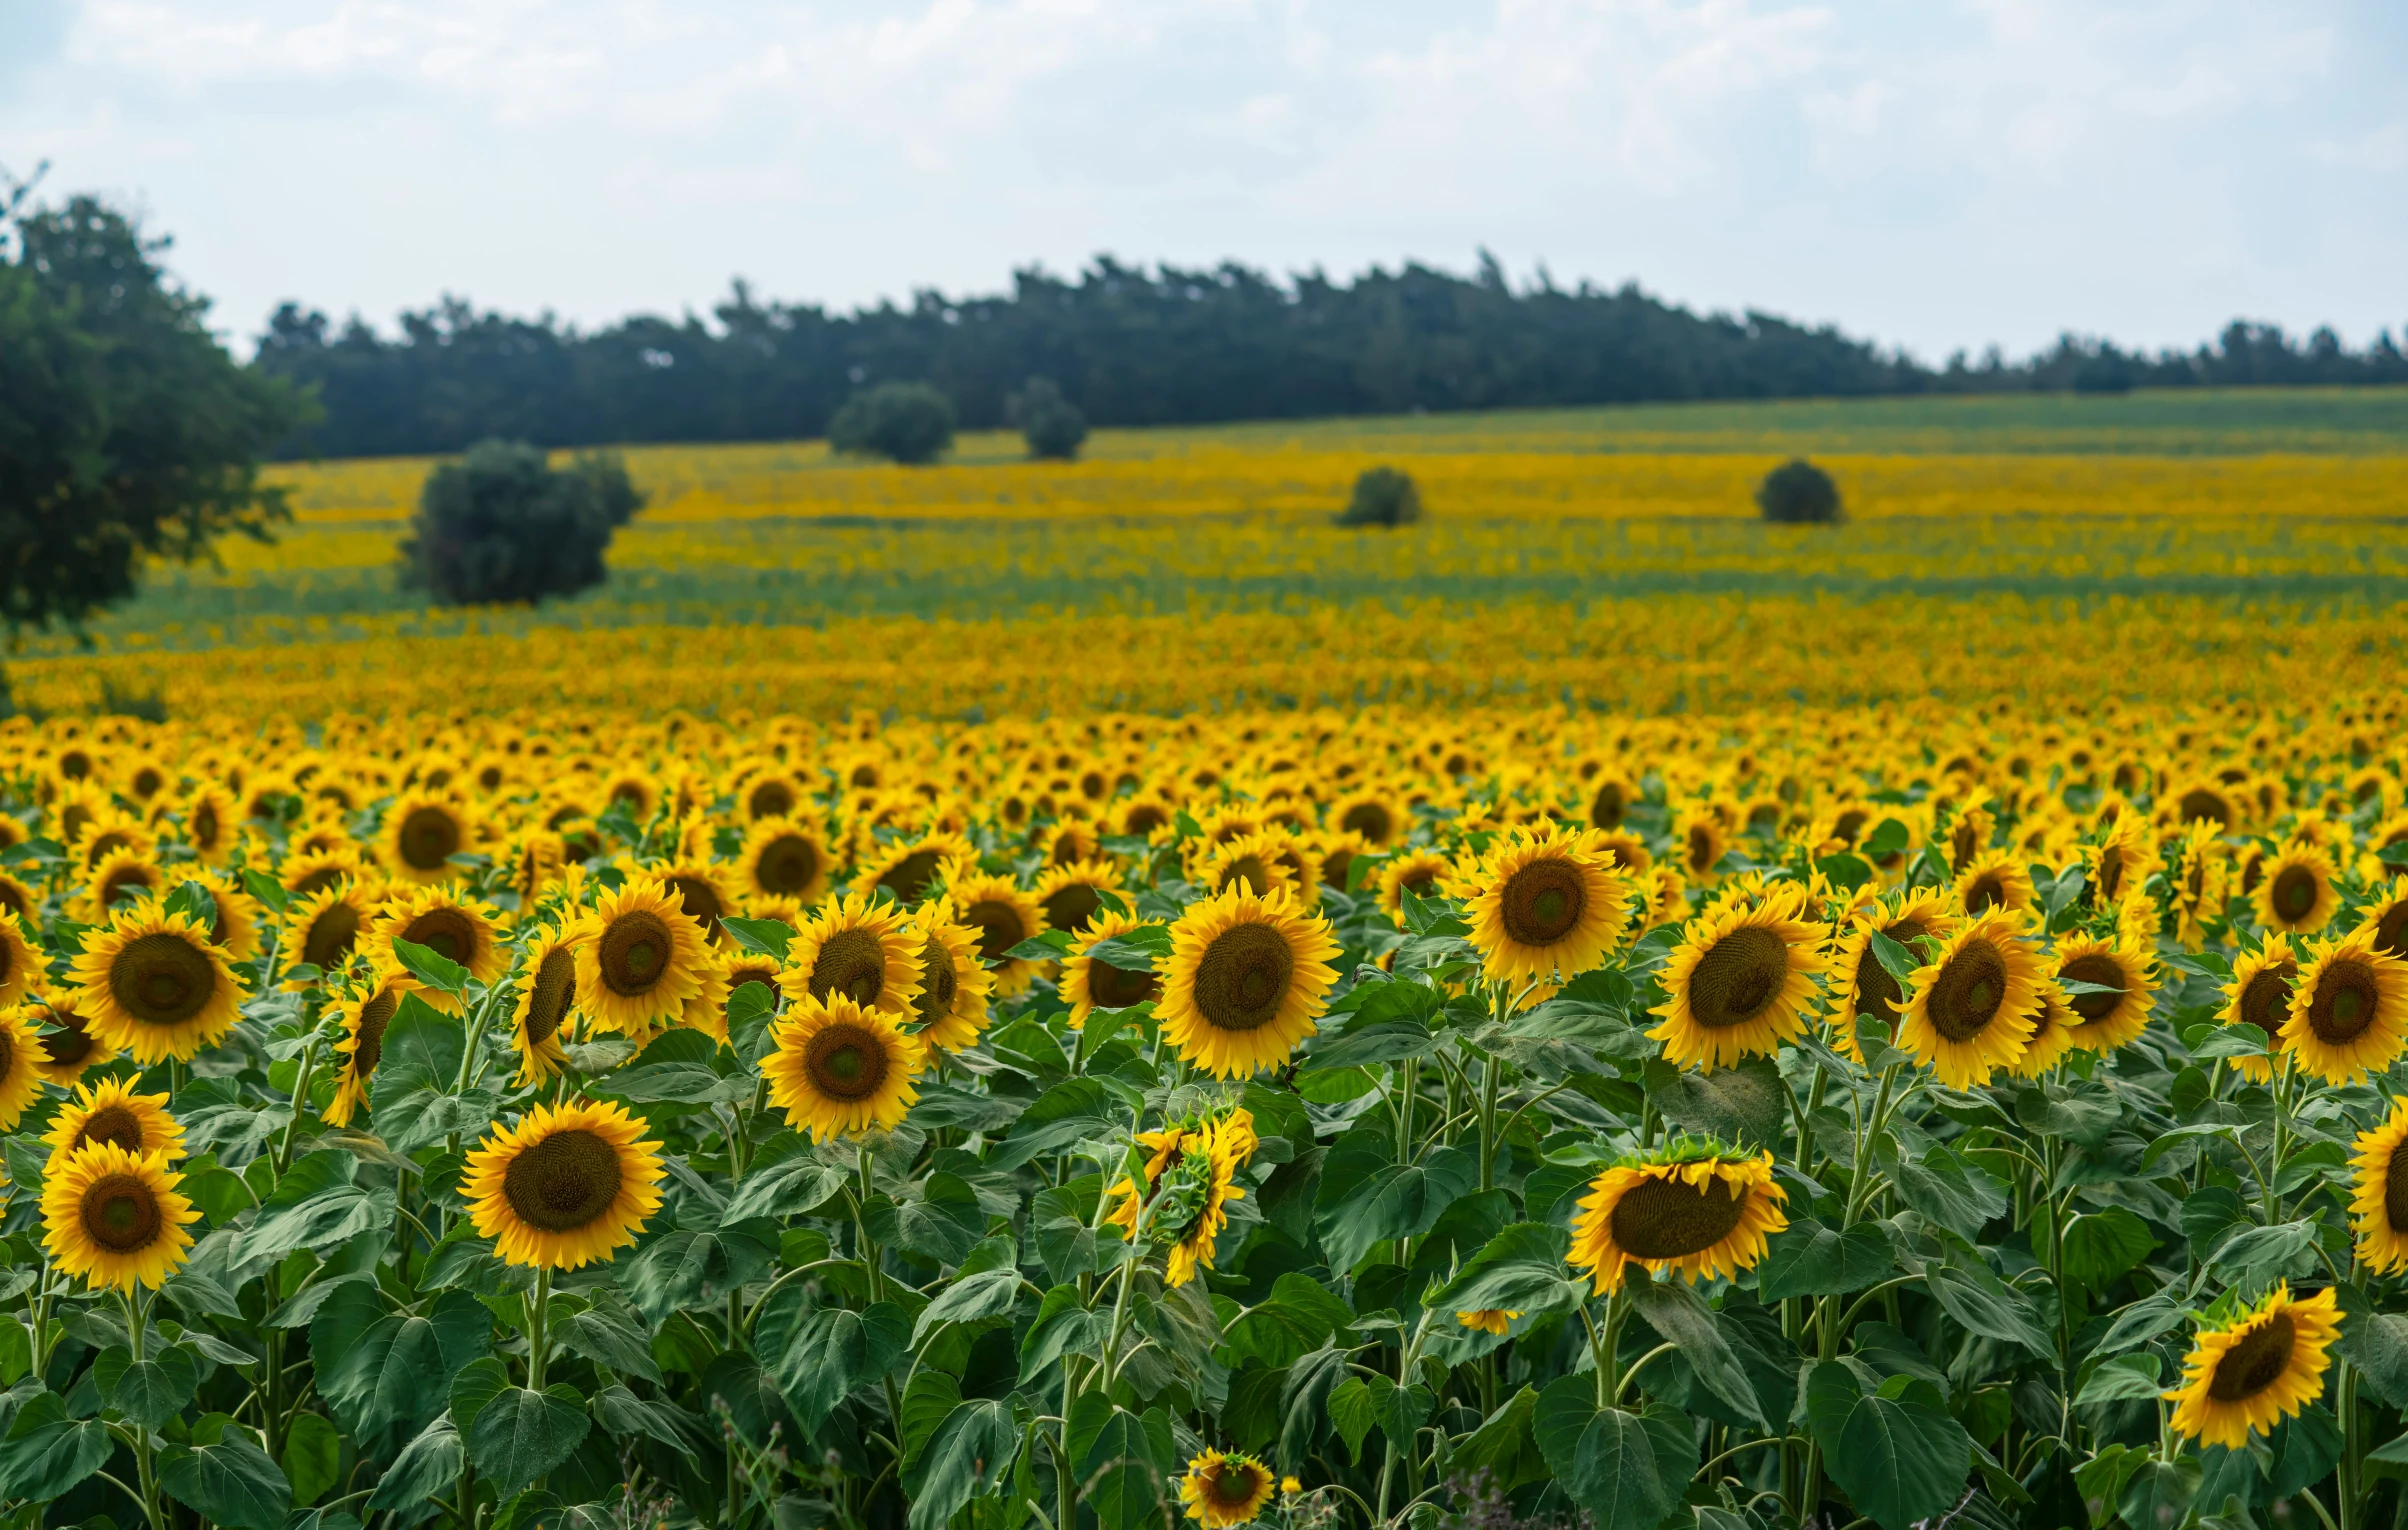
[590,1385,704,1460]
[1084,924,1172,973]
[1626,1279,1766,1427]
[551,1289,661,1384]
[1923,1252,2053,1357]
[1080,1403,1175,1530]
[242,868,291,916]
[906,1399,1018,1530]
[0,1391,113,1502]
[600,1028,750,1105]
[1830,1377,1975,1530]
[1223,1273,1358,1369]
[1021,1286,1107,1377]
[1426,1222,1586,1317]
[2061,1209,2157,1289]
[913,1235,1024,1342]
[984,1079,1117,1173]
[280,1412,343,1507]
[1006,930,1076,962]
[2209,1220,2317,1286]
[1867,930,1923,986]
[366,1417,461,1511]
[728,981,779,1060]
[1862,818,1912,859]
[2077,1353,2164,1406]
[313,1286,490,1440]
[389,936,469,995]
[722,1136,849,1225]
[2117,1456,2200,1530]
[1329,1378,1377,1465]
[159,1426,294,1530]
[861,1173,988,1265]
[1313,1134,1477,1271]
[1533,1377,1677,1530]
[164,879,218,932]
[2190,1026,2270,1060]
[721,917,796,960]
[1757,1218,1895,1302]
[240,1149,397,1263]
[2335,1282,2408,1409]
[757,1299,913,1431]
[1032,1177,1104,1284]
[96,1343,200,1428]
[623,1220,780,1324]
[1881,1139,2007,1242]
[1305,1018,1440,1072]
[465,1382,591,1501]
[1645,1055,1787,1151]
[1443,1386,1549,1495]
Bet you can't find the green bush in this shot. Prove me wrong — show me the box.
[1755,457,1842,523]
[828,381,956,465]
[1335,465,1423,527]
[403,440,643,606]
[1009,376,1089,460]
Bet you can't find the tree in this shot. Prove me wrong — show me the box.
[828,381,956,465]
[401,440,644,606]
[1335,466,1423,527]
[0,180,311,706]
[1008,376,1089,460]
[1755,458,1842,524]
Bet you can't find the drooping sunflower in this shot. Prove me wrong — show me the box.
[382,792,478,884]
[43,1074,186,1168]
[1896,911,2045,1089]
[506,831,568,907]
[0,912,38,1012]
[762,993,925,1141]
[1157,889,1341,1079]
[2172,821,2231,951]
[1179,1450,1276,1530]
[509,925,582,1085]
[1568,1146,1788,1292]
[2255,845,2341,936]
[323,968,421,1128]
[2362,876,2408,963]
[571,878,715,1039]
[1032,859,1129,937]
[1456,1309,1521,1335]
[2218,937,2299,1082]
[181,784,240,864]
[462,1099,666,1270]
[1462,824,1634,988]
[1374,850,1458,926]
[2279,925,2408,1086]
[0,1006,42,1130]
[27,993,117,1086]
[1103,1110,1254,1287]
[283,878,380,978]
[1828,890,1962,1052]
[905,907,993,1053]
[70,904,244,1063]
[1953,851,2036,919]
[1647,888,1827,1073]
[2165,1284,2340,1450]
[2350,1097,2408,1273]
[862,831,974,906]
[781,891,923,1016]
[1063,909,1165,1030]
[2050,932,2158,1054]
[370,887,505,1013]
[2007,980,2081,1079]
[41,1143,200,1292]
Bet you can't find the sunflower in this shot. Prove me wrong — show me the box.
[740,769,809,823]
[2363,876,2408,962]
[1103,1111,1253,1286]
[1953,851,2035,919]
[510,925,582,1085]
[323,968,421,1128]
[2007,980,2081,1079]
[948,873,1050,996]
[2050,932,2158,1054]
[2165,1284,2340,1450]
[1032,859,1128,937]
[283,878,380,978]
[0,871,39,929]
[571,878,715,1039]
[762,993,925,1141]
[0,913,38,1013]
[507,831,568,906]
[2083,817,2160,910]
[1829,890,1962,1051]
[192,871,265,962]
[2218,937,2298,1082]
[782,891,924,1016]
[43,1075,186,1168]
[1179,1450,1276,1530]
[371,887,505,1013]
[1157,889,1341,1079]
[281,846,368,898]
[862,831,973,906]
[382,793,477,884]
[2351,1097,2408,1273]
[27,993,116,1086]
[2171,780,2243,834]
[1462,824,1633,987]
[1896,912,2045,1089]
[1456,1309,1520,1335]
[1328,789,1408,849]
[182,785,240,864]
[1063,909,1165,1030]
[0,1007,41,1131]
[1568,1146,1788,1292]
[905,908,993,1053]
[1196,832,1303,905]
[83,848,164,916]
[462,1099,666,1270]
[1672,807,1730,886]
[2255,845,2341,936]
[655,864,735,946]
[70,904,244,1063]
[2279,925,2408,1086]
[1647,888,1827,1073]
[1374,850,1458,927]
[41,1143,200,1293]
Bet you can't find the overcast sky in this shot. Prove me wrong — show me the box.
[3,0,2402,361]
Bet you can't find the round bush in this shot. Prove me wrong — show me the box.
[1336,465,1423,527]
[1010,377,1090,461]
[404,440,641,606]
[1755,457,1842,524]
[828,381,956,466]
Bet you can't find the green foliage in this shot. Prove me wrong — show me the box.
[828,381,956,465]
[1008,376,1089,460]
[1334,465,1422,527]
[402,439,643,606]
[1755,455,1843,523]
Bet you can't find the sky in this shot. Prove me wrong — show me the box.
[2,0,2403,362]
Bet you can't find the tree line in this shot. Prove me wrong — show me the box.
[253,253,2408,460]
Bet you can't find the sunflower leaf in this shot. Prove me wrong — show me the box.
[240,869,289,916]
[464,1380,590,1502]
[721,917,795,961]
[1757,1217,1896,1302]
[906,1398,1019,1530]
[1079,1403,1176,1530]
[0,1390,114,1502]
[1084,925,1170,973]
[1426,1223,1585,1316]
[1532,1379,1680,1530]
[163,880,217,932]
[157,1426,292,1530]
[366,1417,461,1512]
[1867,931,1923,986]
[389,936,469,995]
[1007,930,1076,962]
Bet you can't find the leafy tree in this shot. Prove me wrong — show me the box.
[402,441,644,606]
[1335,465,1423,527]
[827,382,955,466]
[1008,376,1089,460]
[1755,458,1842,524]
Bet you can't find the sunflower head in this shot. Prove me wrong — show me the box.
[70,903,244,1064]
[1647,887,1826,1073]
[906,908,994,1053]
[510,925,583,1086]
[2050,932,2157,1054]
[571,877,715,1038]
[1568,1142,1788,1292]
[1462,824,1633,988]
[2219,937,2298,1081]
[325,969,420,1128]
[40,1142,201,1292]
[781,891,924,1016]
[761,992,925,1142]
[2279,926,2408,1086]
[1896,912,2043,1089]
[2166,1284,2340,1450]
[2256,846,2341,936]
[27,993,117,1086]
[43,1075,186,1168]
[1064,910,1165,1031]
[0,1007,41,1133]
[462,1099,666,1269]
[2351,1097,2408,1273]
[1179,1450,1276,1530]
[948,874,1049,996]
[283,878,378,981]
[1158,889,1341,1080]
[383,793,477,884]
[374,886,504,1013]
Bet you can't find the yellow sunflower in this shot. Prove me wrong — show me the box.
[27,993,117,1087]
[2255,845,2341,936]
[0,1006,41,1131]
[1568,1147,1788,1292]
[1179,1450,1276,1529]
[1896,912,2044,1089]
[509,925,582,1085]
[1196,832,1304,905]
[181,784,240,864]
[947,873,1049,996]
[1828,890,1962,1053]
[41,1143,201,1292]
[734,817,832,907]
[2218,937,2298,1082]
[382,792,477,884]
[370,886,506,1013]
[2279,925,2408,1086]
[1456,1309,1520,1335]
[654,864,735,946]
[0,870,40,929]
[1374,850,1459,927]
[2050,932,2158,1054]
[1672,807,1730,886]
[1327,788,1408,849]
[761,993,925,1141]
[2083,817,2160,910]
[2363,876,2408,963]
[43,1075,186,1168]
[905,908,993,1053]
[781,891,924,1016]
[0,912,39,1012]
[2007,980,2081,1079]
[1461,824,1634,988]
[2350,1097,2408,1273]
[861,831,974,906]
[570,878,715,1039]
[1063,909,1165,1030]
[1103,1111,1253,1287]
[324,968,421,1128]
[463,1100,665,1270]
[83,848,164,917]
[1157,889,1341,1079]
[70,904,244,1063]
[1647,888,1827,1073]
[2165,1284,2340,1450]
[189,871,265,963]
[1032,859,1129,937]
[1953,851,2036,919]
[283,878,380,980]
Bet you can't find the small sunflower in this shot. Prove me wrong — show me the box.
[70,904,244,1063]
[947,873,1049,996]
[1063,909,1165,1030]
[1179,1450,1276,1529]
[1568,1146,1788,1292]
[571,878,715,1039]
[2219,937,2299,1082]
[509,925,582,1085]
[83,848,164,917]
[1456,1309,1521,1335]
[27,993,117,1086]
[2363,876,2408,963]
[182,784,240,864]
[1372,849,1459,927]
[1953,851,2035,918]
[283,878,380,979]
[0,1007,41,1130]
[1032,859,1128,937]
[1672,807,1730,886]
[1462,824,1634,988]
[382,792,477,884]
[2050,932,2158,1054]
[1157,889,1341,1079]
[2279,925,2408,1086]
[43,1075,186,1168]
[41,1143,200,1293]
[862,831,974,906]
[0,871,39,928]
[654,864,735,946]
[371,887,505,1013]
[1647,888,1827,1073]
[2255,845,2341,936]
[781,891,924,1016]
[1196,832,1303,904]
[1896,912,2044,1089]
[905,908,993,1053]
[191,871,265,963]
[463,1100,665,1270]
[2007,980,2081,1079]
[734,817,832,906]
[2165,1284,2340,1450]
[1328,789,1408,849]
[324,968,420,1128]
[761,993,925,1141]
[2350,1097,2408,1273]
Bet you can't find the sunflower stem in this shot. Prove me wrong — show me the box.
[527,1267,551,1391]
[275,1033,320,1173]
[119,1288,166,1530]
[1478,986,1504,1191]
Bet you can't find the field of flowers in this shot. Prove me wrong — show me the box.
[2,388,2407,1530]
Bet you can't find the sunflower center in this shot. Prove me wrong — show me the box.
[353,989,399,1075]
[292,866,347,897]
[41,1015,96,1068]
[809,928,889,1006]
[1090,957,1160,1011]
[2383,1139,2408,1235]
[804,1022,892,1101]
[399,807,462,871]
[749,780,796,819]
[80,1173,164,1253]
[1608,1173,1751,1259]
[2238,964,2295,1040]
[303,902,363,970]
[2096,847,2126,903]
[72,1102,145,1153]
[2376,903,2408,962]
[1589,783,1625,830]
[756,834,820,895]
[1219,856,1272,897]
[1928,937,2011,1042]
[1500,859,1586,946]
[1965,872,2007,914]
[599,911,673,996]
[1212,1463,1263,1504]
[965,900,1029,964]
[1853,920,1926,1021]
[2058,954,2126,1024]
[913,939,958,1025]
[877,850,943,904]
[1340,803,1393,844]
[667,877,725,942]
[402,907,478,965]
[526,946,576,1044]
[1687,825,1717,874]
[110,933,216,1027]
[500,1128,625,1232]
[1687,926,1788,1029]
[2206,1313,2297,1402]
[1192,922,1295,1033]
[193,803,219,847]
[2269,865,2318,923]
[2309,958,2380,1045]
[2179,788,2231,829]
[1042,883,1104,933]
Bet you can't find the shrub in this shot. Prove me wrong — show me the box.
[1755,457,1842,523]
[828,381,956,465]
[1336,465,1423,527]
[403,439,641,606]
[1009,376,1090,460]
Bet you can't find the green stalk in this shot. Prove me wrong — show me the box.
[120,1289,166,1530]
[527,1268,552,1390]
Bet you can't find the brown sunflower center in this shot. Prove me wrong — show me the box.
[398,807,462,871]
[1088,954,1160,1011]
[303,902,363,970]
[72,1102,146,1154]
[1687,825,1718,875]
[2237,963,2296,1041]
[2308,957,2381,1045]
[292,866,347,898]
[81,1172,164,1254]
[748,780,797,820]
[40,1014,96,1069]
[2095,846,2126,903]
[1219,856,1272,897]
[804,1021,892,1101]
[1608,1173,1750,1259]
[501,1128,625,1232]
[755,833,821,896]
[2375,903,2408,962]
[809,928,889,1006]
[1211,1462,1265,1504]
[1927,938,2010,1042]
[2384,1140,2408,1234]
[101,863,156,907]
[2179,788,2231,829]
[1589,783,1626,830]
[599,911,674,996]
[964,900,1029,964]
[1339,803,1393,844]
[1964,872,2007,914]
[525,946,576,1044]
[1500,858,1586,946]
[913,939,958,1025]
[1852,919,1926,1021]
[402,907,479,965]
[353,989,399,1075]
[192,802,220,848]
[877,850,943,904]
[2206,1313,2297,1402]
[1687,926,1788,1029]
[109,933,216,1027]
[1042,882,1104,933]
[2269,865,2319,923]
[1192,922,1294,1033]
[2058,954,2127,1024]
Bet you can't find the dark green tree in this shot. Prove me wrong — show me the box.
[827,381,955,465]
[1335,465,1423,527]
[1755,458,1842,524]
[1008,376,1089,460]
[402,440,644,605]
